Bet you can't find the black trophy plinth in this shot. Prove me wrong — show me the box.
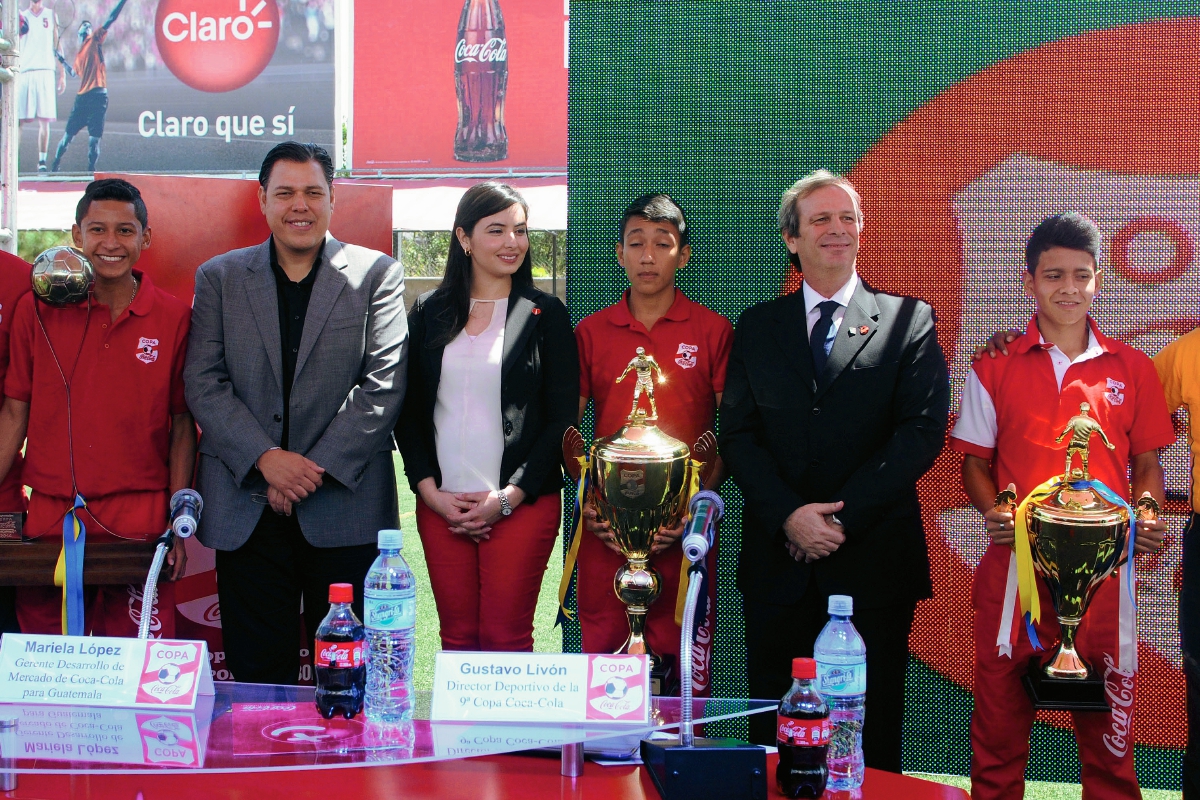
[1021,658,1110,711]
[641,737,767,800]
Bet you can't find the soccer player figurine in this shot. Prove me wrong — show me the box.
[52,0,128,173]
[1055,401,1115,479]
[616,346,665,420]
[17,0,66,172]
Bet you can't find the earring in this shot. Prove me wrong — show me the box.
[464,248,472,257]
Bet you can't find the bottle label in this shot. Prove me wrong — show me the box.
[314,639,363,668]
[816,662,866,696]
[364,588,416,631]
[777,715,831,746]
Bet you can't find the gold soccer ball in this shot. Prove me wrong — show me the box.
[31,246,94,305]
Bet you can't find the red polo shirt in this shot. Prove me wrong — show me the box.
[577,289,733,444]
[5,270,190,538]
[0,251,30,512]
[950,315,1174,498]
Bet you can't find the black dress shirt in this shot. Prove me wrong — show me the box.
[269,238,321,449]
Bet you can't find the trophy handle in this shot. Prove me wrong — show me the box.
[563,426,586,483]
[692,431,718,488]
[994,486,1017,514]
[1134,492,1160,522]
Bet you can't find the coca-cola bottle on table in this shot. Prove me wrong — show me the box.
[314,583,366,720]
[454,0,508,162]
[776,657,831,798]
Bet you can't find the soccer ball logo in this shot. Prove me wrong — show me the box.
[31,247,94,305]
[604,677,628,700]
[157,663,181,684]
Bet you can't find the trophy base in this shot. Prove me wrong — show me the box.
[640,737,767,800]
[650,654,677,697]
[1021,659,1110,711]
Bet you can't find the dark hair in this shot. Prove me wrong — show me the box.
[258,141,334,188]
[76,178,148,228]
[1025,212,1101,273]
[618,194,689,247]
[430,182,533,347]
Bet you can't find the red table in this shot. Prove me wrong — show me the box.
[9,753,969,799]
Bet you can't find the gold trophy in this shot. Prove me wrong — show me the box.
[564,348,715,695]
[996,403,1158,710]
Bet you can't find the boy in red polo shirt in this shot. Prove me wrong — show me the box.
[0,179,195,638]
[0,250,30,633]
[575,194,732,695]
[950,213,1172,799]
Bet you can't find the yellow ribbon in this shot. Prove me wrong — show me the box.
[674,459,703,626]
[53,511,85,636]
[556,455,590,624]
[1012,476,1060,629]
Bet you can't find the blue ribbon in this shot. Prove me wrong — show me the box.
[63,494,87,636]
[1071,478,1137,606]
[555,467,590,629]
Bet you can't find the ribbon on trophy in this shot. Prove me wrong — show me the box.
[999,477,1137,671]
[556,455,590,627]
[674,458,703,625]
[53,494,88,636]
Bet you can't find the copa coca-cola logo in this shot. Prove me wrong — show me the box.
[455,37,508,64]
[155,0,280,93]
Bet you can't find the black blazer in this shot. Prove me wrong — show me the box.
[395,282,579,501]
[719,279,950,610]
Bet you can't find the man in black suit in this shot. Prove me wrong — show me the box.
[720,170,950,770]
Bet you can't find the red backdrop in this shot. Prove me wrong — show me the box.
[352,0,567,171]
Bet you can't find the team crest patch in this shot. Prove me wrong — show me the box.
[619,468,646,499]
[1105,377,1125,406]
[675,343,698,369]
[136,337,160,364]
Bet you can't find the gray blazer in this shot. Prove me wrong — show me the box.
[184,234,408,550]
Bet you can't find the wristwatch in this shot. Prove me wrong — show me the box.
[497,491,513,517]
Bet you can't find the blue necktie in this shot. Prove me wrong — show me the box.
[810,300,839,375]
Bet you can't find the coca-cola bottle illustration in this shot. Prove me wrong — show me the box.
[454,0,508,162]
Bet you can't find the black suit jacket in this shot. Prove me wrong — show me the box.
[719,278,950,610]
[395,282,579,501]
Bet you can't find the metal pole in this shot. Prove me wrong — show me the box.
[0,0,20,253]
[333,0,354,173]
[561,741,584,777]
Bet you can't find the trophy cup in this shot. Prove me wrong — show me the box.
[997,402,1158,710]
[564,348,715,695]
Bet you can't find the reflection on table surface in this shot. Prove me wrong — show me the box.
[0,682,775,773]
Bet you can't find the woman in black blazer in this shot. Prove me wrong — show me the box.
[395,182,578,651]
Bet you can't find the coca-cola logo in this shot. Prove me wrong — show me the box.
[314,640,362,668]
[455,37,508,64]
[155,0,280,93]
[1101,653,1135,758]
[690,608,712,693]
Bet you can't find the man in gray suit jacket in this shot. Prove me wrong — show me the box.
[184,142,407,684]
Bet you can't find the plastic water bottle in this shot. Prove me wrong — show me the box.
[813,594,866,791]
[364,529,417,722]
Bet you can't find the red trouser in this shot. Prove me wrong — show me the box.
[16,490,176,638]
[971,545,1139,800]
[416,492,561,652]
[576,525,717,696]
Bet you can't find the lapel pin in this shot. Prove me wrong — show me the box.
[532,308,542,315]
[859,325,869,335]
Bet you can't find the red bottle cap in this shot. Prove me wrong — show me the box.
[791,657,816,680]
[328,583,353,604]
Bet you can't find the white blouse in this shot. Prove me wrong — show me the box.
[434,298,507,493]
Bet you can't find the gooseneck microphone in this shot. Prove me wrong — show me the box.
[169,488,204,539]
[682,490,724,563]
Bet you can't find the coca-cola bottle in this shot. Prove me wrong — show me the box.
[454,0,508,162]
[776,657,831,798]
[314,583,366,720]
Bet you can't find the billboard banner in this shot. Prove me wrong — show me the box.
[351,0,567,172]
[18,0,334,175]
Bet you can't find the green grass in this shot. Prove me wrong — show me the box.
[393,454,562,693]
[392,454,1181,799]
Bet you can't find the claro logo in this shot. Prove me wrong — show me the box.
[155,0,280,93]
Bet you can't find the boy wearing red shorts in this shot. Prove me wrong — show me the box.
[574,194,732,695]
[951,213,1171,799]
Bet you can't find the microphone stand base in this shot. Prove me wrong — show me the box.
[640,736,767,800]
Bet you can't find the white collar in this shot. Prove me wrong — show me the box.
[1039,327,1103,363]
[802,271,858,314]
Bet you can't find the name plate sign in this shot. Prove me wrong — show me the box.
[431,652,650,724]
[0,634,214,710]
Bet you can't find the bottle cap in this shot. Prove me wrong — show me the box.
[328,583,353,604]
[791,657,816,680]
[827,594,853,616]
[378,529,403,550]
